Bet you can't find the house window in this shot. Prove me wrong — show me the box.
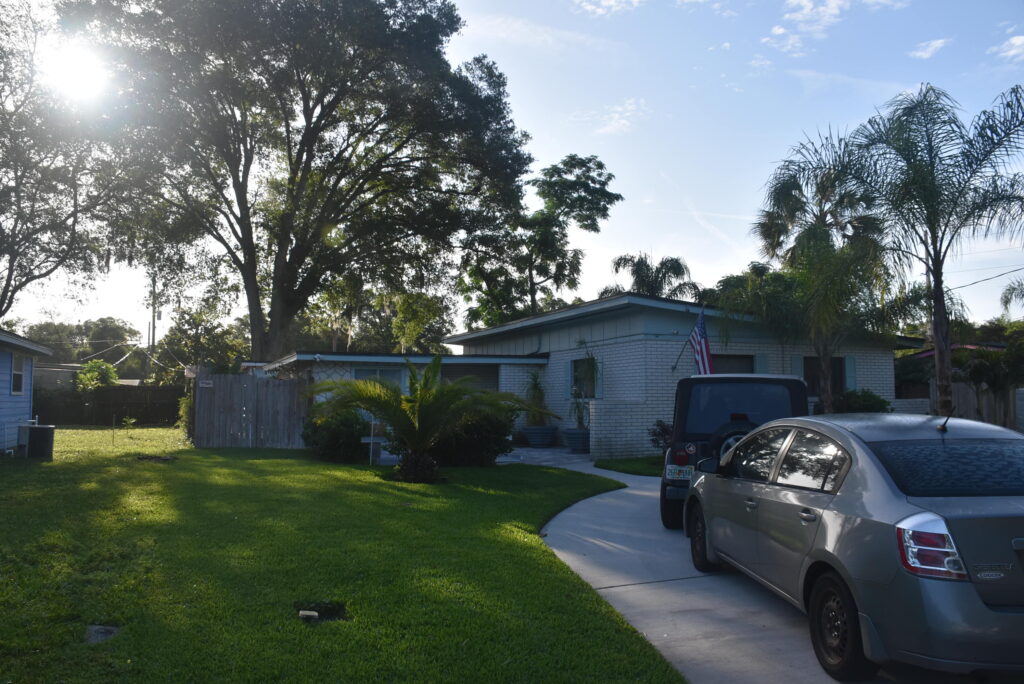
[712,354,754,374]
[803,357,845,397]
[354,367,403,386]
[11,354,24,395]
[571,358,597,398]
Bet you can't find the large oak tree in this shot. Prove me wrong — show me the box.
[67,0,531,360]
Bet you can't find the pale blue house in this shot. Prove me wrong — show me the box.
[0,330,52,451]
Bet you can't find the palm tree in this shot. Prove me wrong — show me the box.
[852,84,1024,415]
[599,253,700,299]
[312,357,529,483]
[753,132,892,412]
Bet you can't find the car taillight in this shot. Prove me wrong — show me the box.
[895,512,967,581]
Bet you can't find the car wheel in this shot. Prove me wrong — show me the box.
[808,571,879,682]
[689,503,720,572]
[660,482,685,529]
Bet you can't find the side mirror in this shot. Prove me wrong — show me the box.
[697,457,719,474]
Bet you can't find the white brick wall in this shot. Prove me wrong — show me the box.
[582,335,898,459]
[893,398,930,414]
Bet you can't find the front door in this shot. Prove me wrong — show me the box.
[757,429,849,599]
[708,428,792,572]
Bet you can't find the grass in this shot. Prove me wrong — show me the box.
[593,456,665,477]
[0,427,682,682]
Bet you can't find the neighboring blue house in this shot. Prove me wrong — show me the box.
[0,330,52,451]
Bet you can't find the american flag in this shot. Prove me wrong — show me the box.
[689,308,714,375]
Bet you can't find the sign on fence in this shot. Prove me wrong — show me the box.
[193,371,308,449]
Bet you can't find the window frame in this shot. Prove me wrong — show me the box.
[711,354,754,374]
[723,427,794,483]
[769,428,851,494]
[571,357,599,399]
[11,353,24,396]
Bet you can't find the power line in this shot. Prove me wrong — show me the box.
[948,266,1024,291]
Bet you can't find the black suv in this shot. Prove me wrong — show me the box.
[660,374,808,529]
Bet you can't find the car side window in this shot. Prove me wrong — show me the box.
[727,429,791,482]
[776,430,849,492]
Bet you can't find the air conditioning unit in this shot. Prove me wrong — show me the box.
[17,422,55,461]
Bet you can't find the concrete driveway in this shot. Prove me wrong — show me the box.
[542,464,1009,684]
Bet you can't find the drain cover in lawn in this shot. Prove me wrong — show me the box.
[294,601,349,624]
[86,625,120,643]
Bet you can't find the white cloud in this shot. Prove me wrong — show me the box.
[574,98,649,135]
[989,35,1024,63]
[783,0,850,38]
[862,0,910,8]
[762,0,904,56]
[761,26,806,56]
[749,54,773,69]
[908,38,949,59]
[573,0,644,16]
[788,69,908,99]
[458,15,615,52]
[677,0,739,17]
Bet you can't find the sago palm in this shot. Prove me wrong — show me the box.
[312,356,530,483]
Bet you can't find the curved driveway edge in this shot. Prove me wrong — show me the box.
[542,463,1009,684]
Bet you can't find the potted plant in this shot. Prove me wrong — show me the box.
[522,371,557,447]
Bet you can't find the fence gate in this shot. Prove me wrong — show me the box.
[193,372,308,449]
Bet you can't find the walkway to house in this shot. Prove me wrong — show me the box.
[540,461,1011,684]
[499,446,591,467]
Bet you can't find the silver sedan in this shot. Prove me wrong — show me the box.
[684,413,1024,681]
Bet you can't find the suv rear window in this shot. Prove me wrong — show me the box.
[684,383,795,435]
[867,439,1024,497]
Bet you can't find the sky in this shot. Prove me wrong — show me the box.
[12,0,1024,341]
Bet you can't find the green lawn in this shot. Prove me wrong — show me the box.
[593,456,665,478]
[0,428,682,682]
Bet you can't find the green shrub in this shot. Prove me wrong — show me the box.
[177,393,194,442]
[428,409,517,467]
[302,410,370,462]
[75,360,119,392]
[648,420,672,451]
[832,389,892,413]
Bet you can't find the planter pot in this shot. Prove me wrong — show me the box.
[562,427,590,454]
[522,425,557,448]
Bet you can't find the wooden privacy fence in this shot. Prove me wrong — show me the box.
[193,373,309,449]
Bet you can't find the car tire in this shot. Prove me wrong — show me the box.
[660,482,685,529]
[808,571,879,682]
[688,502,720,572]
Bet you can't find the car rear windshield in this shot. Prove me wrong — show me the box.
[867,439,1024,497]
[684,383,794,435]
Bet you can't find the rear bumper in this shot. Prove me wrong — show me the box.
[662,480,690,500]
[860,571,1024,672]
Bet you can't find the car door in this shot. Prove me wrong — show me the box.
[756,429,850,600]
[706,428,792,572]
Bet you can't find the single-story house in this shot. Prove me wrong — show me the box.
[34,362,82,390]
[0,330,52,451]
[263,293,923,458]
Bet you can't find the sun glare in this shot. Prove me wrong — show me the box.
[38,39,110,103]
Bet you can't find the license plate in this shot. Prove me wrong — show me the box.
[665,465,693,481]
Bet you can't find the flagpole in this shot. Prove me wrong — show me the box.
[670,337,692,372]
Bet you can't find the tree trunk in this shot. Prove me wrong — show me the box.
[397,450,438,483]
[817,347,834,414]
[931,270,954,416]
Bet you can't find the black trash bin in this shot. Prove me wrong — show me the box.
[17,424,55,460]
